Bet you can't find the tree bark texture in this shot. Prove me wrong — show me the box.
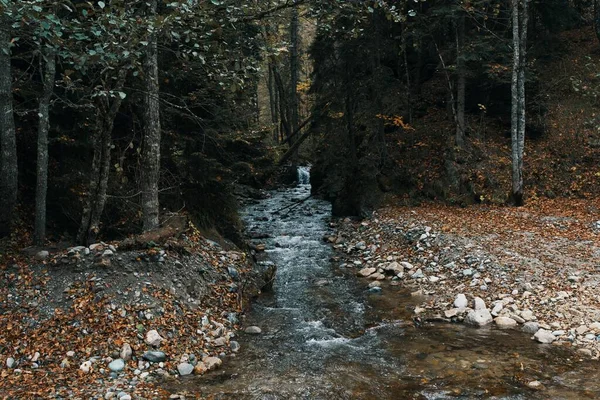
[142,0,161,231]
[455,12,466,148]
[0,10,18,235]
[34,46,56,245]
[289,5,300,164]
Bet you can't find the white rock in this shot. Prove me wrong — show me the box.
[145,330,164,347]
[177,362,194,376]
[245,326,262,334]
[429,276,440,283]
[80,360,92,373]
[527,381,543,389]
[454,294,468,308]
[400,261,414,270]
[465,309,493,326]
[520,309,535,321]
[491,303,503,316]
[358,267,377,277]
[533,329,556,344]
[494,317,517,328]
[120,343,132,360]
[473,297,487,310]
[6,357,15,368]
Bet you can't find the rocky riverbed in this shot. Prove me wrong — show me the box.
[0,223,273,399]
[329,198,600,358]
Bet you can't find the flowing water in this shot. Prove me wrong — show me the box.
[171,173,600,399]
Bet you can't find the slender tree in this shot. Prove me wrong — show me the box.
[455,10,466,148]
[34,45,56,245]
[0,3,18,235]
[511,0,529,205]
[141,0,161,231]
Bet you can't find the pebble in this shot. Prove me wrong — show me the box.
[80,360,92,373]
[358,267,376,277]
[142,351,167,363]
[473,297,486,310]
[527,381,543,389]
[520,309,535,321]
[245,326,262,334]
[145,330,164,347]
[230,341,241,352]
[108,358,125,372]
[177,362,194,376]
[203,356,222,371]
[6,357,15,368]
[411,269,424,279]
[120,343,132,360]
[533,329,556,344]
[454,294,468,309]
[35,250,49,261]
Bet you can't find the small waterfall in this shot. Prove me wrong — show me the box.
[297,166,311,185]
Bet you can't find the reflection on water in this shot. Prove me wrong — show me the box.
[166,183,600,399]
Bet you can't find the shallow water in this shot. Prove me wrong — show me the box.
[171,183,600,399]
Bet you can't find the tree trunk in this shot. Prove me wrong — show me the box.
[34,47,56,245]
[455,12,466,148]
[595,0,600,44]
[0,10,18,236]
[511,0,529,206]
[141,0,161,231]
[289,5,300,165]
[77,69,128,244]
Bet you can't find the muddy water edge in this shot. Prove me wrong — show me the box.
[165,181,600,399]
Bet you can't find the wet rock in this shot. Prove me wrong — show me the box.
[384,262,403,274]
[368,286,383,293]
[494,317,517,328]
[120,343,132,361]
[227,266,239,280]
[454,294,468,308]
[522,322,540,334]
[578,348,593,357]
[368,281,381,288]
[358,267,377,277]
[194,362,208,375]
[230,341,240,352]
[177,362,194,376]
[145,330,164,347]
[203,356,222,371]
[142,351,167,363]
[464,309,493,327]
[533,329,556,344]
[108,359,125,372]
[245,326,262,334]
[527,381,543,389]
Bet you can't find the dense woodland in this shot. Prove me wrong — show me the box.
[0,0,599,247]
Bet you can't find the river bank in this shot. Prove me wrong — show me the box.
[331,197,600,358]
[0,221,273,399]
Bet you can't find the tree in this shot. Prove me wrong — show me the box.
[0,1,18,236]
[511,0,529,205]
[141,0,161,231]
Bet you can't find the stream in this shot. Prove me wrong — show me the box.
[173,172,600,399]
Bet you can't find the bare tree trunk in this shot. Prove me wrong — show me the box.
[34,47,56,245]
[142,0,161,231]
[0,10,18,236]
[289,4,300,165]
[511,0,529,206]
[455,12,466,148]
[77,69,128,244]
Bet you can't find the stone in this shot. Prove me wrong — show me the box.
[491,303,503,317]
[194,362,208,375]
[462,268,474,277]
[522,322,540,334]
[511,314,526,324]
[6,357,15,368]
[444,308,459,318]
[108,359,125,373]
[31,352,40,363]
[429,276,440,283]
[66,351,75,357]
[590,322,600,331]
[355,241,367,250]
[385,262,403,274]
[177,362,194,376]
[358,267,377,277]
[533,329,556,344]
[576,325,589,335]
[464,309,493,327]
[527,381,543,389]
[230,341,240,352]
[203,356,222,371]
[35,250,49,261]
[120,343,132,361]
[494,317,517,328]
[400,261,414,270]
[578,348,593,357]
[142,351,167,363]
[102,249,114,257]
[411,269,424,279]
[79,360,92,373]
[145,330,164,347]
[454,294,468,309]
[473,297,487,311]
[368,281,381,288]
[245,326,262,334]
[213,337,227,347]
[520,309,535,321]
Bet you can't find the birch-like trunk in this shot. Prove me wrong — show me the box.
[141,0,161,231]
[34,46,56,245]
[511,0,529,205]
[0,9,18,235]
